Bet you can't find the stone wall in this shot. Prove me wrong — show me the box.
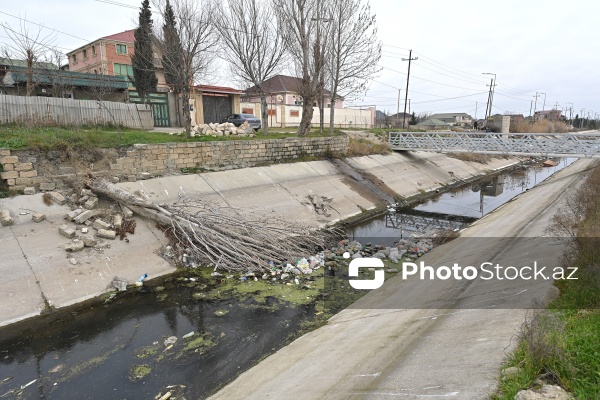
[0,136,349,192]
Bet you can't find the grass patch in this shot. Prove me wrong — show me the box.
[510,119,570,133]
[346,138,391,157]
[446,152,494,164]
[0,124,341,151]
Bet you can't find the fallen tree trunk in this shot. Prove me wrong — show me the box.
[84,175,338,272]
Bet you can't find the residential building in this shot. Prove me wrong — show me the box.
[429,113,473,127]
[66,29,175,127]
[243,75,344,109]
[416,118,452,130]
[534,109,562,121]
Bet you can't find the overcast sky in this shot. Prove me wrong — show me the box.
[2,0,598,119]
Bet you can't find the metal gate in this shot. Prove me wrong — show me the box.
[202,94,232,124]
[129,91,170,127]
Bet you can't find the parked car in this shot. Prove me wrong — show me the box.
[220,113,261,131]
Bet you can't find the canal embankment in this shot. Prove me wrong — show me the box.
[0,151,523,328]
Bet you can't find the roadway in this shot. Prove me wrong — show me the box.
[208,158,596,400]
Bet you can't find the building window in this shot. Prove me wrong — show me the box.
[82,49,87,59]
[92,45,96,56]
[294,100,303,106]
[242,108,254,114]
[114,63,134,86]
[116,44,127,54]
[72,54,77,63]
[290,110,300,117]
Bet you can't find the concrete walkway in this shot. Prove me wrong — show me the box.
[0,152,520,327]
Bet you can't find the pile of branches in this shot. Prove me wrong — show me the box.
[85,175,339,272]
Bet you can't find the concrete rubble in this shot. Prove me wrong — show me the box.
[109,276,129,292]
[58,224,76,239]
[514,384,574,400]
[97,229,117,240]
[65,239,85,252]
[31,212,46,223]
[0,209,13,226]
[190,121,256,138]
[47,192,67,205]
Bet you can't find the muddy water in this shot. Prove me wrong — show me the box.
[0,284,311,399]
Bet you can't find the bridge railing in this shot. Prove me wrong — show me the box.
[388,131,600,158]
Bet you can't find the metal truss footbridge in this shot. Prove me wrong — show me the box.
[388,131,600,158]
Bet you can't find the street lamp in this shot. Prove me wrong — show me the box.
[482,72,496,123]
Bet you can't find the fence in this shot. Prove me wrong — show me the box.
[241,102,376,129]
[0,94,154,130]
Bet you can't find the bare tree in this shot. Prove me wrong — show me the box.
[214,0,285,136]
[327,0,381,133]
[153,0,219,138]
[1,19,57,96]
[273,0,331,136]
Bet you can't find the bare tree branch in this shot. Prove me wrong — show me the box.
[214,0,286,135]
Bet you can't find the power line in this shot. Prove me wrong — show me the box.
[380,65,483,91]
[0,10,91,42]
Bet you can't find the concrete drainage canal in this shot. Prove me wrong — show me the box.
[0,157,577,399]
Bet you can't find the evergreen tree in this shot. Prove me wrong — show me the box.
[131,0,157,103]
[409,112,417,125]
[162,0,183,90]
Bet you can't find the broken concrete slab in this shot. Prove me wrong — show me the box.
[47,192,67,205]
[1,210,14,226]
[82,236,98,247]
[113,215,123,229]
[65,239,85,252]
[84,197,98,210]
[92,219,111,231]
[24,187,36,195]
[58,224,76,239]
[74,210,96,224]
[97,229,117,240]
[32,213,46,223]
[66,209,83,222]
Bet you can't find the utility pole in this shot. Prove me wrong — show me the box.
[533,92,541,120]
[566,102,573,127]
[474,101,478,129]
[580,108,585,129]
[396,89,401,127]
[401,50,418,129]
[483,73,496,119]
[553,101,559,110]
[540,92,546,111]
[529,100,533,118]
[484,78,493,122]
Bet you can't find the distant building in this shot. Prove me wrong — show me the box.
[430,113,473,127]
[534,109,562,121]
[416,118,452,130]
